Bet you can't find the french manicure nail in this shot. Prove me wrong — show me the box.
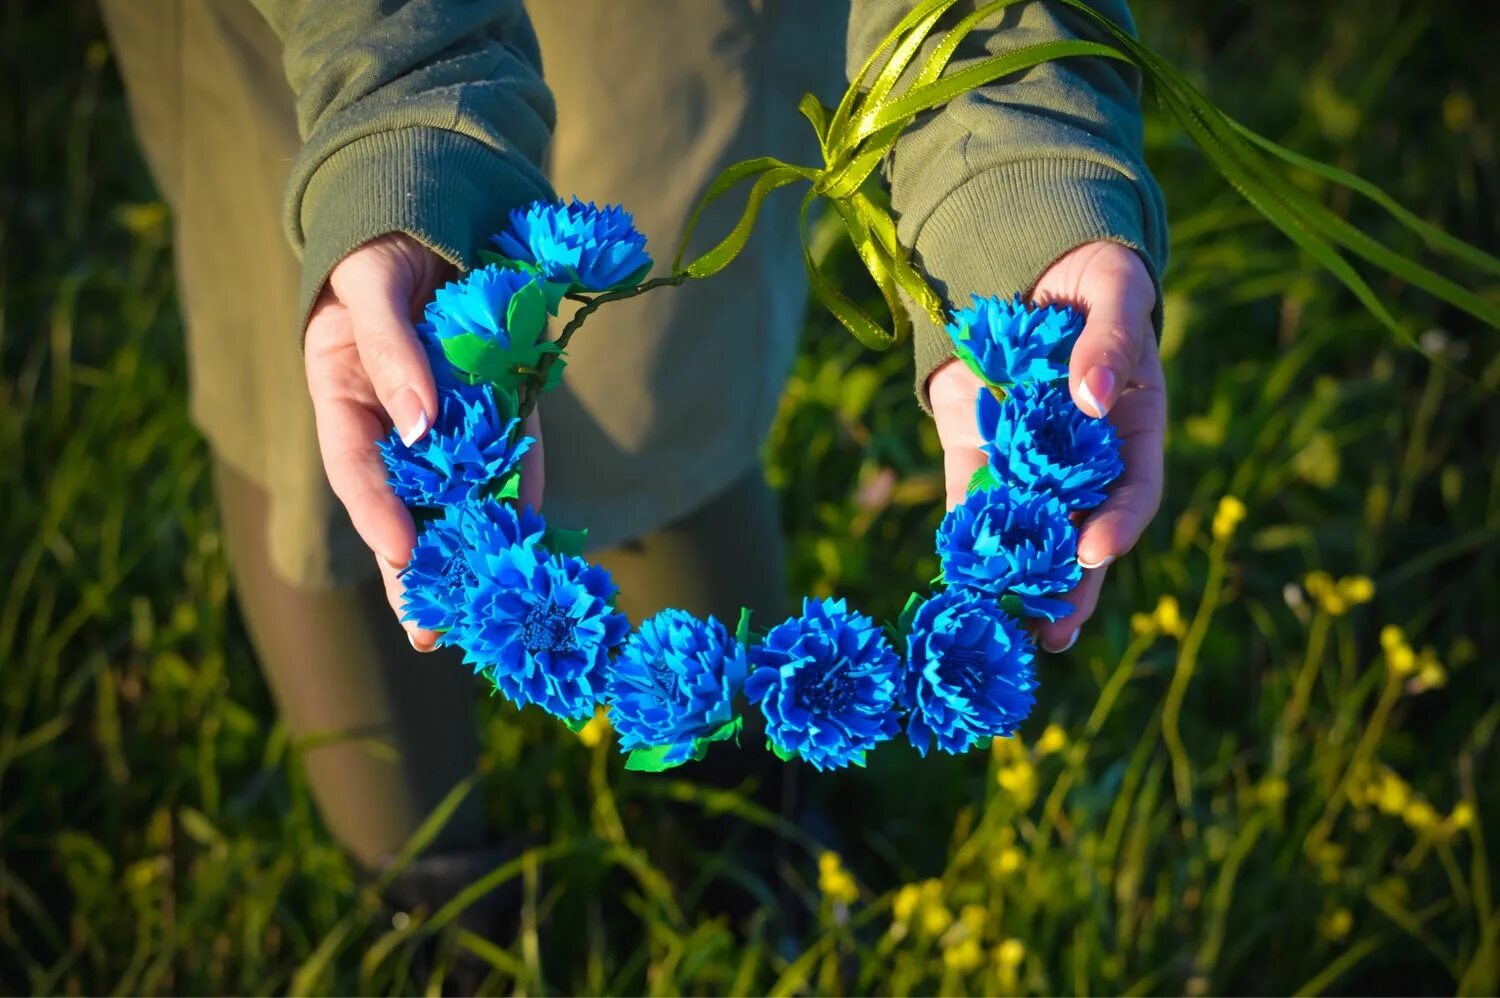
[393,387,431,447]
[1079,367,1116,417]
[1078,553,1115,571]
[1043,628,1080,654]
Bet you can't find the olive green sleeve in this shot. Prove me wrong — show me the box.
[249,0,557,329]
[846,0,1169,409]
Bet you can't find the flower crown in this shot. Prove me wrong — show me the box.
[380,199,1121,772]
[379,0,1499,770]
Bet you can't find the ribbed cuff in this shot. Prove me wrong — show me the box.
[907,158,1165,412]
[295,127,553,335]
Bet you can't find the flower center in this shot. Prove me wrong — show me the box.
[795,667,855,713]
[1033,417,1071,456]
[521,601,578,655]
[645,657,687,707]
[443,553,477,592]
[941,646,991,691]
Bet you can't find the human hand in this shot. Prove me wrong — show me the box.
[304,233,545,651]
[929,240,1165,653]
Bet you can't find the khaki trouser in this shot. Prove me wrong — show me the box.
[102,0,841,867]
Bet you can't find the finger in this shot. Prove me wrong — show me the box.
[378,557,441,652]
[1076,342,1166,568]
[330,252,439,447]
[928,359,988,509]
[305,304,418,569]
[1063,262,1155,418]
[1036,563,1109,653]
[519,409,544,512]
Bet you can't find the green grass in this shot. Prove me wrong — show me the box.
[3,0,1498,994]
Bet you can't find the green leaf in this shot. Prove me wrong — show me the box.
[967,466,998,494]
[561,714,591,733]
[496,475,520,502]
[700,716,743,747]
[540,280,572,315]
[673,157,813,272]
[999,594,1025,617]
[624,745,683,772]
[735,607,754,647]
[504,279,549,347]
[542,526,589,557]
[897,592,925,635]
[769,740,798,763]
[684,166,810,279]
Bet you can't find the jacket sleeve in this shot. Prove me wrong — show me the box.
[249,0,558,328]
[845,0,1169,408]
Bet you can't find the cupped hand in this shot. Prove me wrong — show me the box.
[929,240,1166,653]
[304,233,544,651]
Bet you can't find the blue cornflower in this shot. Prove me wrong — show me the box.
[936,486,1081,622]
[380,383,532,508]
[978,382,1124,511]
[607,610,748,765]
[744,598,903,771]
[903,589,1036,756]
[454,544,628,721]
[422,264,541,348]
[492,198,652,292]
[946,293,1082,388]
[400,500,548,635]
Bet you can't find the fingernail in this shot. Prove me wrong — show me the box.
[392,387,430,447]
[1078,552,1115,571]
[1079,367,1116,417]
[1043,628,1080,654]
[407,631,432,654]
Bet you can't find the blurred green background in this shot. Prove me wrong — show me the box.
[2,0,1497,994]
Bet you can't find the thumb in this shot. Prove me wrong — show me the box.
[1063,261,1154,418]
[330,244,440,446]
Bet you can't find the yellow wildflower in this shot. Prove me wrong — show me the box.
[943,937,984,974]
[1379,625,1405,653]
[1321,908,1353,942]
[1130,611,1157,636]
[959,903,989,939]
[993,846,1024,877]
[576,708,612,747]
[1256,778,1289,806]
[997,760,1037,807]
[817,851,859,905]
[1212,495,1247,541]
[1403,799,1439,833]
[1035,724,1067,757]
[1337,575,1375,605]
[995,938,1026,969]
[1375,771,1410,815]
[892,884,922,924]
[1415,649,1446,691]
[1447,801,1475,832]
[920,902,954,938]
[1154,595,1186,637]
[1303,571,1333,599]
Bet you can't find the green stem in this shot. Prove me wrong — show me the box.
[515,272,690,420]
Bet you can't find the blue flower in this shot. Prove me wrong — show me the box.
[936,486,1081,621]
[744,598,902,771]
[422,264,541,348]
[978,382,1124,511]
[903,589,1036,756]
[946,293,1082,388]
[400,500,548,635]
[454,544,628,721]
[492,198,652,292]
[380,383,532,508]
[607,610,748,765]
